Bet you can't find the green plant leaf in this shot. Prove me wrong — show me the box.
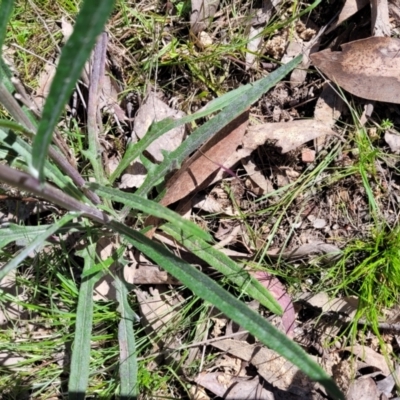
[162,222,283,315]
[135,55,302,198]
[0,128,86,200]
[69,240,100,398]
[110,56,302,184]
[0,0,14,61]
[110,220,344,400]
[31,0,115,182]
[0,213,78,281]
[81,245,125,278]
[88,182,212,242]
[115,272,138,399]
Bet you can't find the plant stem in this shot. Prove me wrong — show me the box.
[0,164,108,224]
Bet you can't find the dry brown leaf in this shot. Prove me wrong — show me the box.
[195,373,273,400]
[245,119,336,153]
[314,83,344,126]
[93,237,119,301]
[305,292,358,320]
[135,287,183,350]
[371,0,391,37]
[190,0,219,34]
[347,377,380,400]
[189,385,211,400]
[119,160,147,189]
[99,71,127,122]
[311,37,400,104]
[0,269,26,325]
[133,92,186,163]
[211,339,313,394]
[246,26,263,70]
[326,0,369,33]
[343,345,391,376]
[0,352,25,367]
[242,156,274,194]
[124,264,180,285]
[376,364,400,396]
[314,83,344,151]
[160,112,249,207]
[33,62,57,110]
[384,131,400,152]
[267,241,342,263]
[192,193,230,214]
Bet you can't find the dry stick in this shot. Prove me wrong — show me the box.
[0,164,108,224]
[0,83,100,204]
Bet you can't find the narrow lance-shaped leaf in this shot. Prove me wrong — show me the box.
[136,55,303,197]
[0,213,79,281]
[68,241,101,398]
[161,222,282,315]
[111,56,302,185]
[31,0,115,182]
[115,272,138,399]
[110,220,344,400]
[0,0,14,61]
[110,77,265,183]
[88,182,212,242]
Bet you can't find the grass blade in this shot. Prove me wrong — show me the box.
[0,213,78,281]
[31,0,115,182]
[161,223,282,315]
[115,272,138,399]
[68,241,100,399]
[110,220,344,400]
[136,55,302,197]
[88,182,212,242]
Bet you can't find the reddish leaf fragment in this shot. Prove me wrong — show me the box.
[252,271,295,338]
